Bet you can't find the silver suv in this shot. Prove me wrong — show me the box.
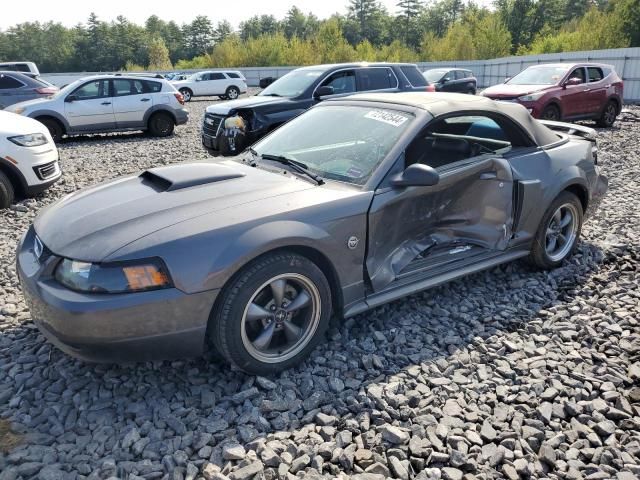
[6,75,189,141]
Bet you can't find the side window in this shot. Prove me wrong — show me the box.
[0,74,25,89]
[587,67,604,82]
[142,80,162,93]
[16,64,30,72]
[226,72,241,79]
[208,72,225,81]
[72,80,109,100]
[400,66,428,87]
[569,68,586,84]
[405,115,514,170]
[113,79,133,96]
[321,70,356,95]
[357,68,395,91]
[454,70,465,80]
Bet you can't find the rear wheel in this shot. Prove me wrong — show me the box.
[210,252,332,375]
[530,191,583,269]
[38,117,64,142]
[467,87,476,95]
[148,112,175,137]
[225,86,240,100]
[541,104,561,121]
[0,171,15,209]
[597,100,617,127]
[179,88,192,102]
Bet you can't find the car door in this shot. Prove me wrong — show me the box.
[313,69,357,101]
[207,72,228,95]
[191,73,208,96]
[111,79,149,128]
[356,67,398,93]
[558,67,589,118]
[366,114,517,291]
[0,73,27,108]
[584,66,607,116]
[64,79,115,131]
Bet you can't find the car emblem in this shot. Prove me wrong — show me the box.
[347,236,359,250]
[34,235,44,259]
[206,118,214,125]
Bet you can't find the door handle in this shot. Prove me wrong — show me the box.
[140,98,151,102]
[479,171,497,180]
[101,101,112,105]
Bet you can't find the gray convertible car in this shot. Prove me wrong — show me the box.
[17,92,607,374]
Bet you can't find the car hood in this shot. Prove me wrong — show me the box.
[34,161,317,262]
[0,110,50,136]
[5,96,54,112]
[482,84,554,98]
[206,95,289,115]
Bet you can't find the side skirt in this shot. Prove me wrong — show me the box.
[343,247,530,318]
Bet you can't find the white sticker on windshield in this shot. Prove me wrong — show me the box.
[364,110,408,127]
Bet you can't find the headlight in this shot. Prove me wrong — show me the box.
[55,258,172,293]
[8,133,48,147]
[518,91,545,102]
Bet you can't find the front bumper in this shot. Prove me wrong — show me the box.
[17,227,218,363]
[0,143,61,195]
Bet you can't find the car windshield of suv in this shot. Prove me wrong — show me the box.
[258,69,324,98]
[507,65,571,85]
[424,69,449,83]
[250,105,413,185]
[49,78,87,99]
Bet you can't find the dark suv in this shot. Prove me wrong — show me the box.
[423,68,477,94]
[202,62,430,156]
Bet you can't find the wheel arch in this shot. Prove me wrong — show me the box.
[542,100,562,118]
[32,112,68,133]
[144,106,177,126]
[563,182,589,213]
[0,158,27,196]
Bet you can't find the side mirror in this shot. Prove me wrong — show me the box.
[391,163,440,188]
[65,95,77,102]
[564,77,582,87]
[314,85,334,98]
[441,77,450,83]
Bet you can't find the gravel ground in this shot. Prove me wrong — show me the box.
[0,99,638,480]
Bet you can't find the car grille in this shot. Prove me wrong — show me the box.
[203,113,224,137]
[33,161,58,180]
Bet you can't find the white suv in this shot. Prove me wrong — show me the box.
[171,71,247,101]
[6,75,189,142]
[0,111,61,208]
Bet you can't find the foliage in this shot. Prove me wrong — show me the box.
[147,37,173,70]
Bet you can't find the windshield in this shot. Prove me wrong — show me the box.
[49,78,89,99]
[507,65,571,85]
[258,69,324,98]
[251,105,413,185]
[423,69,448,83]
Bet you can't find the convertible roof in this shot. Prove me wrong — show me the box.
[340,92,560,146]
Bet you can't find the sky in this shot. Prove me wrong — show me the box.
[0,0,411,30]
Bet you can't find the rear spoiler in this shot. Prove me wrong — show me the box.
[540,120,597,143]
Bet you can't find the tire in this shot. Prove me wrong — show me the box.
[596,100,617,128]
[38,117,64,142]
[225,86,240,100]
[218,95,228,100]
[529,191,583,269]
[210,252,332,375]
[179,88,192,102]
[541,104,561,121]
[148,112,175,137]
[467,88,476,95]
[0,171,15,209]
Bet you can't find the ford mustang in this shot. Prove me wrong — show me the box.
[17,92,608,374]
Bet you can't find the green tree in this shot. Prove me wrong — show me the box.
[396,0,423,47]
[183,15,214,59]
[147,36,173,70]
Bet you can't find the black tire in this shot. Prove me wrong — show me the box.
[38,117,64,142]
[467,88,476,95]
[179,88,192,102]
[218,95,228,100]
[596,100,617,128]
[530,191,583,269]
[541,104,561,121]
[225,86,240,100]
[148,112,175,137]
[210,252,332,375]
[0,171,15,209]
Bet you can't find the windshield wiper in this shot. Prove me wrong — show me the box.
[260,93,282,97]
[260,153,324,185]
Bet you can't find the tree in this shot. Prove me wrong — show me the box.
[214,20,233,44]
[396,0,422,46]
[346,0,389,45]
[183,15,214,59]
[147,37,173,70]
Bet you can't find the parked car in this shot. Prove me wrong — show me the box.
[423,68,477,94]
[6,75,188,142]
[18,92,607,373]
[202,62,431,156]
[0,71,59,109]
[171,71,247,102]
[0,111,61,208]
[481,63,623,127]
[0,61,40,75]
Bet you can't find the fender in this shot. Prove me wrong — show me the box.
[142,105,177,125]
[27,109,70,131]
[0,157,28,192]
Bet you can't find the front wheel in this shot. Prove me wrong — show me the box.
[0,171,15,209]
[39,118,64,142]
[597,100,617,128]
[210,252,332,375]
[541,104,561,121]
[530,191,583,269]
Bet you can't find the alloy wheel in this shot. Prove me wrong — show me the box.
[545,203,579,262]
[240,273,321,364]
[604,103,616,125]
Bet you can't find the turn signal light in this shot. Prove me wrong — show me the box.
[123,265,170,290]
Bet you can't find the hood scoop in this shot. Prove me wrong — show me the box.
[140,163,245,191]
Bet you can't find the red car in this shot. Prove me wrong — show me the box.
[481,63,623,127]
